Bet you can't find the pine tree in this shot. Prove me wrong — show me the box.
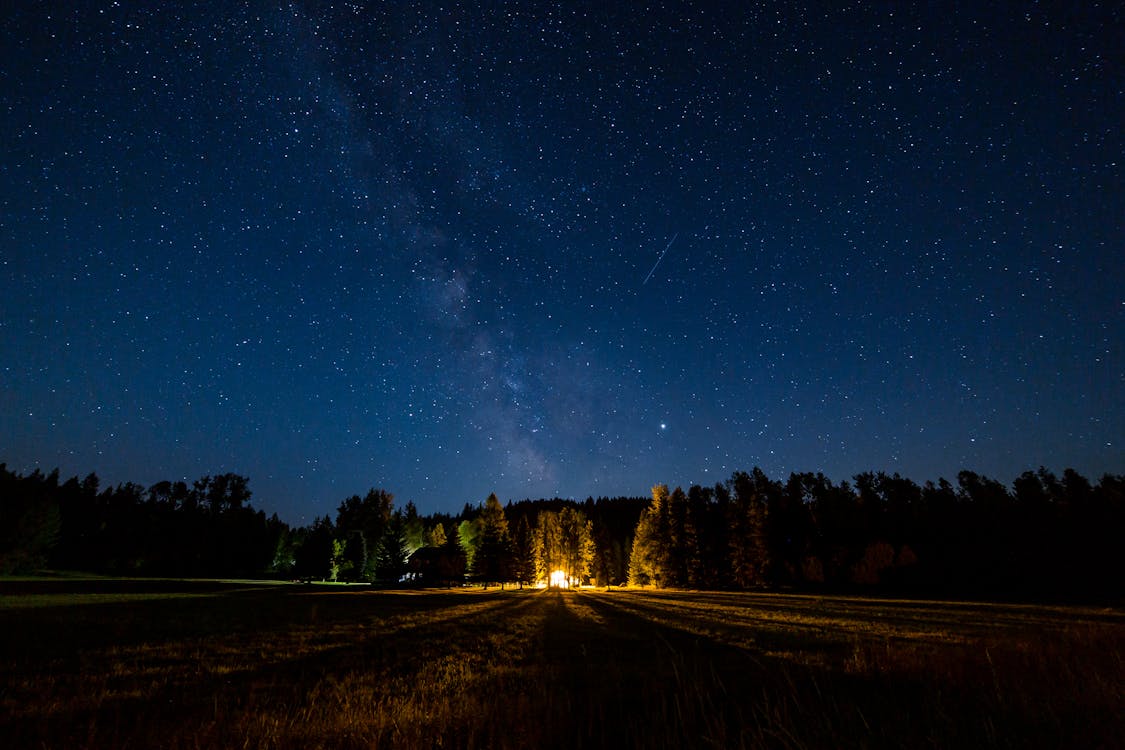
[666,486,691,587]
[534,510,561,587]
[729,471,773,588]
[400,501,426,555]
[533,507,594,587]
[628,485,672,587]
[374,510,408,583]
[476,493,513,587]
[558,506,594,587]
[510,515,536,587]
[335,488,394,580]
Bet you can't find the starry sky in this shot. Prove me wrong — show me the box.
[2,2,1122,524]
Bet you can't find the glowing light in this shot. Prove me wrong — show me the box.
[549,570,569,588]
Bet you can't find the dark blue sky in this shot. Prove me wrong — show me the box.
[2,2,1121,524]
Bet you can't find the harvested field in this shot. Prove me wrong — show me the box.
[1,579,1122,748]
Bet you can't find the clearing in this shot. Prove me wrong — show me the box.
[0,579,1121,748]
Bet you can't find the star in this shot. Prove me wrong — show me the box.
[0,3,1119,521]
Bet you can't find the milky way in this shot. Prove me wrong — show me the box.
[1,3,1121,522]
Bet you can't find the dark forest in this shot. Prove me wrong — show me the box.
[2,463,1121,601]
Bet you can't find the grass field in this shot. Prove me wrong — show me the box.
[0,579,1122,749]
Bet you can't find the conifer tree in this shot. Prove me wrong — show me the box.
[534,507,594,587]
[628,485,673,587]
[558,506,594,587]
[476,493,513,587]
[510,515,536,587]
[729,471,772,587]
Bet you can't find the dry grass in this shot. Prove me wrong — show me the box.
[0,579,1121,748]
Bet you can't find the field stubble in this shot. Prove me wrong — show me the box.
[0,580,1121,749]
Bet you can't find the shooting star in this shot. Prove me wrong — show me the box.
[642,233,679,285]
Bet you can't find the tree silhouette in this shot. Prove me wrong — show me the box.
[336,489,395,580]
[3,460,1121,599]
[0,465,61,574]
[475,493,512,587]
[293,516,336,581]
[729,471,773,587]
[510,515,536,588]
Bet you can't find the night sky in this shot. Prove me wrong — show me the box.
[2,3,1121,524]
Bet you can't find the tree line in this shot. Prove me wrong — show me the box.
[0,464,636,588]
[1,462,1120,599]
[0,467,288,578]
[630,469,1123,599]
